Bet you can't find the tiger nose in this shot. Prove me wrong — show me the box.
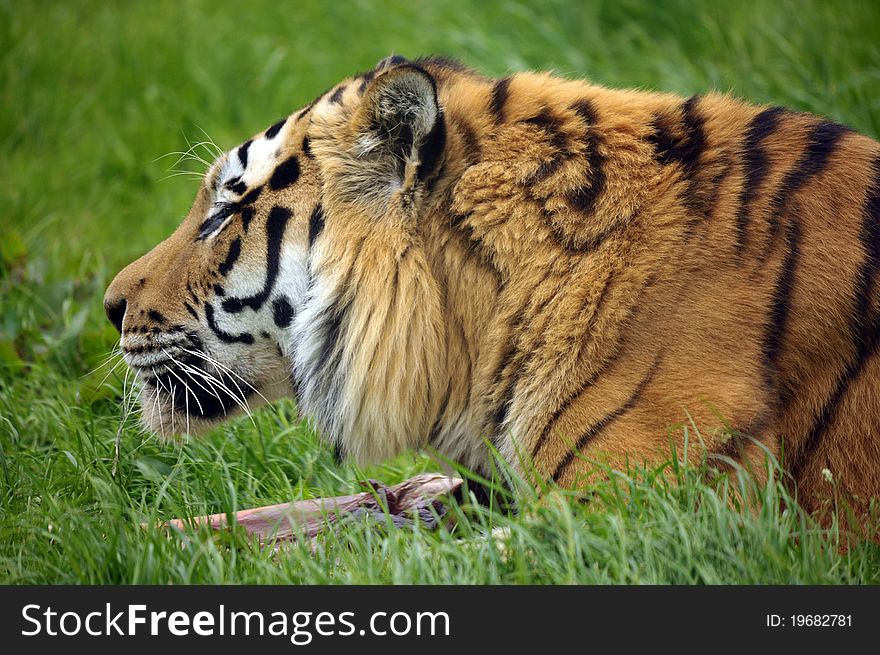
[104,296,127,333]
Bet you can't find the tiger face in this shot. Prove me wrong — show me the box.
[104,57,452,462]
[103,113,315,435]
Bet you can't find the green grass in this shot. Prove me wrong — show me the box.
[2,0,880,584]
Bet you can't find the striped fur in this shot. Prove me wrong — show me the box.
[105,56,880,523]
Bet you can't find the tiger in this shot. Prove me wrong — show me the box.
[104,55,880,522]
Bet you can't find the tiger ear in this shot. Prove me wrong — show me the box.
[351,65,443,194]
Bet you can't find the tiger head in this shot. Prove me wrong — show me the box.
[104,56,468,464]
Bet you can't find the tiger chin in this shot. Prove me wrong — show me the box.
[105,55,880,523]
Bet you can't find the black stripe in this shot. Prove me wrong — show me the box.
[547,208,633,255]
[218,237,241,276]
[265,117,287,139]
[269,156,301,190]
[492,277,577,440]
[569,98,597,130]
[332,442,345,464]
[734,107,786,260]
[497,269,615,443]
[358,70,376,95]
[297,94,322,121]
[764,120,850,254]
[652,97,707,214]
[240,185,262,206]
[302,136,313,158]
[204,303,254,344]
[329,85,346,105]
[523,112,569,183]
[566,99,605,216]
[221,206,291,314]
[793,318,880,480]
[272,296,295,328]
[313,236,367,377]
[448,212,504,286]
[382,54,409,68]
[703,155,733,221]
[647,97,709,222]
[491,363,517,435]
[237,140,252,169]
[308,204,325,248]
[241,206,254,232]
[791,157,880,478]
[452,117,481,164]
[489,77,511,123]
[197,203,236,240]
[318,295,352,375]
[522,112,564,137]
[490,275,569,436]
[427,381,453,446]
[706,428,750,470]
[760,121,849,398]
[762,218,801,380]
[489,309,529,431]
[551,355,661,482]
[183,302,198,320]
[147,310,166,324]
[530,280,620,459]
[414,55,469,73]
[416,109,446,184]
[854,158,880,321]
[648,96,706,173]
[226,180,247,195]
[199,187,260,239]
[675,95,706,176]
[646,113,677,162]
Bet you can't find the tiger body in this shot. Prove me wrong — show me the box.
[105,56,880,518]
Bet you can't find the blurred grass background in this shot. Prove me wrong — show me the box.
[1,0,880,583]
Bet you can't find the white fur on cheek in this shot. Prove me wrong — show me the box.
[277,241,310,358]
[242,135,282,187]
[290,255,347,445]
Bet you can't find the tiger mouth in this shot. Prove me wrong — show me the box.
[132,349,257,424]
[146,365,254,422]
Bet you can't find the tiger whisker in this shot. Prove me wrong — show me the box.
[168,357,230,416]
[158,170,207,183]
[184,361,257,422]
[176,357,254,422]
[150,368,168,438]
[183,375,190,436]
[113,366,137,477]
[194,125,225,159]
[83,342,123,378]
[161,350,207,417]
[180,347,269,407]
[179,136,216,168]
[169,381,177,435]
[181,368,230,416]
[164,140,216,166]
[96,355,128,390]
[179,348,254,402]
[176,355,260,425]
